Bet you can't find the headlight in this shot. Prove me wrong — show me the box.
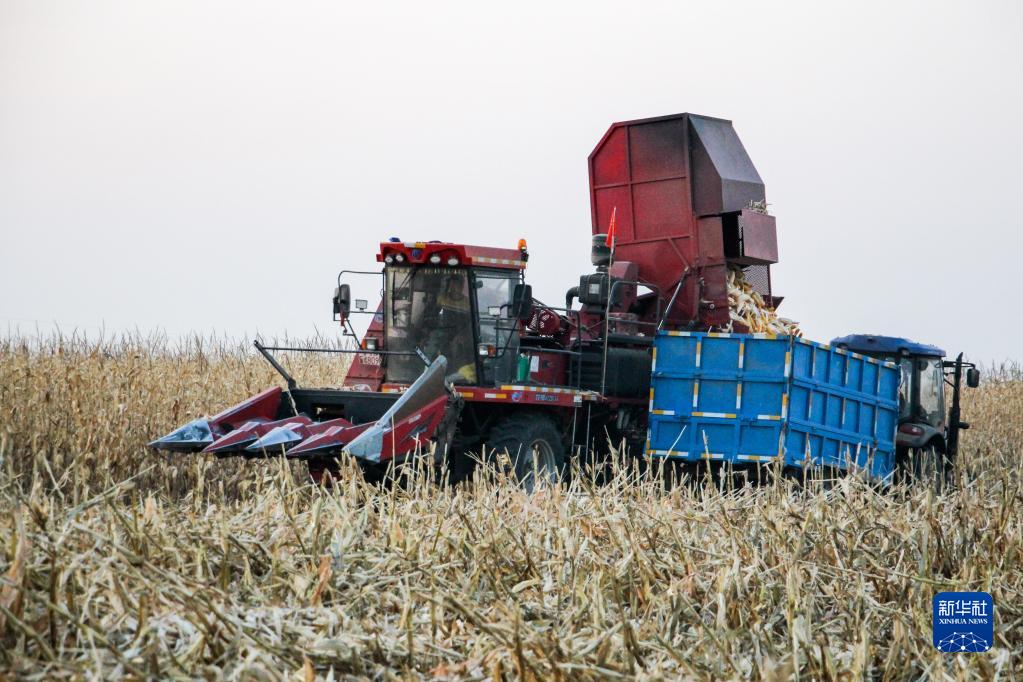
[447,256,460,266]
[384,254,394,264]
[394,253,406,263]
[429,254,442,264]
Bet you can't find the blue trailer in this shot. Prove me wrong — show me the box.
[646,331,901,482]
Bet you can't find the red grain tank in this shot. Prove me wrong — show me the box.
[588,113,780,329]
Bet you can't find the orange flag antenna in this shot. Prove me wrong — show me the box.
[605,207,617,249]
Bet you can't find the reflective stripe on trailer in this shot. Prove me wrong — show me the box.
[737,454,782,462]
[648,449,689,457]
[650,451,782,462]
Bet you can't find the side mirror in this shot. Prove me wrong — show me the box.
[333,284,351,321]
[512,283,533,321]
[966,367,980,388]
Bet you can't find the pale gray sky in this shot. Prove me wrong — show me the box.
[2,1,1021,362]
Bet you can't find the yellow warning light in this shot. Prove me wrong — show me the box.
[518,238,527,251]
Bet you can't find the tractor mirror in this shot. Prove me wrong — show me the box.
[966,367,980,388]
[512,284,533,320]
[334,284,351,321]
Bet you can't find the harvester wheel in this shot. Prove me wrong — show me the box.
[486,413,566,491]
[307,458,385,486]
[903,444,952,493]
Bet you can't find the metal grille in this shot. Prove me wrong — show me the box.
[742,264,772,298]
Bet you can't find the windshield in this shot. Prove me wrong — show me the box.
[917,357,945,426]
[384,266,477,384]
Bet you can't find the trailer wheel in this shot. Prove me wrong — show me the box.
[486,413,566,491]
[903,444,952,493]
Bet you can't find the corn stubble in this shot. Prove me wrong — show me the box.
[0,333,1020,680]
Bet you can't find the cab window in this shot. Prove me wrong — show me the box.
[898,359,913,420]
[917,358,945,426]
[474,269,519,384]
[384,266,476,384]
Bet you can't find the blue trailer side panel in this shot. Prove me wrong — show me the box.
[649,332,788,461]
[785,339,899,479]
[647,332,900,481]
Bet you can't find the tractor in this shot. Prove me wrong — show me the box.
[831,335,980,488]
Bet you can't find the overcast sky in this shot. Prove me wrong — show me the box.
[2,1,1021,362]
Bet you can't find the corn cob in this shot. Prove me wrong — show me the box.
[724,266,801,336]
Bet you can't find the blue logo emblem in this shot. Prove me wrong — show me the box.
[933,592,993,652]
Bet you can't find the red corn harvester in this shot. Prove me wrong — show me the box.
[149,113,790,486]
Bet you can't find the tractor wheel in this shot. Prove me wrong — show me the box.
[902,444,952,493]
[486,413,566,491]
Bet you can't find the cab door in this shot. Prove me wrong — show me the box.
[473,269,520,385]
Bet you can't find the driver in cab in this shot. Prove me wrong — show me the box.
[424,273,476,383]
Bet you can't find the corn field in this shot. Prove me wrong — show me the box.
[0,332,1020,679]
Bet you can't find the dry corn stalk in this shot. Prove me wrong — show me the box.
[0,332,1017,679]
[725,266,801,336]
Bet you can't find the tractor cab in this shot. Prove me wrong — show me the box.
[831,334,979,463]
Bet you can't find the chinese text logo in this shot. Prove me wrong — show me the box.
[933,592,993,653]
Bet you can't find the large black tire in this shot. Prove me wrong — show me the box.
[485,412,567,491]
[307,458,387,486]
[899,443,952,493]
